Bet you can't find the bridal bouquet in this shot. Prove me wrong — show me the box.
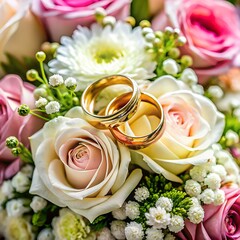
[1,0,240,239]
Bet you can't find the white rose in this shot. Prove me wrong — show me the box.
[30,107,142,222]
[0,0,46,70]
[12,172,30,193]
[30,196,47,213]
[127,76,225,182]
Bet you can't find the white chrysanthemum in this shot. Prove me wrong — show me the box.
[110,220,126,240]
[112,203,127,220]
[184,180,202,197]
[191,197,200,207]
[12,172,30,193]
[200,189,215,204]
[125,222,144,240]
[189,165,208,182]
[204,173,221,190]
[6,199,29,217]
[134,186,150,202]
[49,22,156,91]
[35,97,48,108]
[97,227,115,240]
[145,228,164,240]
[45,101,60,114]
[145,207,170,229]
[155,197,173,212]
[168,215,184,233]
[188,206,204,224]
[214,189,225,206]
[125,201,140,220]
[211,165,227,180]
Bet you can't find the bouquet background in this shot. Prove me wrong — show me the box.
[1,0,240,239]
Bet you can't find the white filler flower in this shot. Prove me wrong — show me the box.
[49,22,156,91]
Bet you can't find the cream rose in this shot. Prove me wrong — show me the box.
[0,0,46,68]
[29,107,142,222]
[127,76,225,182]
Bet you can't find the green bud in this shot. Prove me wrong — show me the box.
[41,42,52,53]
[168,48,180,59]
[36,51,46,62]
[72,97,80,106]
[6,136,19,149]
[181,55,193,67]
[11,147,22,156]
[26,69,39,82]
[18,104,30,116]
[139,20,151,28]
[94,7,106,22]
[155,31,163,39]
[50,42,59,55]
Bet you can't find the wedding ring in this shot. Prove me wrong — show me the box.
[107,92,165,149]
[81,75,140,128]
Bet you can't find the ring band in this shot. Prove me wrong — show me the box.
[81,75,140,128]
[107,92,165,149]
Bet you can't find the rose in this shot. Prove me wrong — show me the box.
[0,75,40,184]
[0,0,46,69]
[127,76,224,182]
[29,107,142,222]
[152,0,240,81]
[32,0,131,41]
[178,186,240,240]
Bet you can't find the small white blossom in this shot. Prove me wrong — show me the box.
[6,199,29,217]
[207,86,224,99]
[125,222,144,240]
[145,207,170,229]
[49,74,64,87]
[215,150,232,164]
[168,215,184,233]
[34,88,47,99]
[211,165,227,181]
[233,107,240,119]
[204,173,221,190]
[146,228,164,240]
[37,228,54,240]
[165,26,174,33]
[185,180,202,197]
[156,197,173,212]
[145,32,155,42]
[21,164,34,178]
[142,27,154,35]
[189,165,208,182]
[64,77,77,88]
[1,180,14,198]
[225,130,239,146]
[35,97,48,108]
[188,206,204,224]
[94,7,106,17]
[112,203,127,220]
[12,172,30,193]
[134,186,150,202]
[191,84,204,95]
[191,197,200,207]
[45,101,60,114]
[103,16,116,26]
[97,227,115,240]
[30,196,48,213]
[212,143,222,152]
[200,189,215,204]
[214,189,225,206]
[178,36,187,44]
[181,68,198,85]
[125,201,140,220]
[110,220,126,240]
[163,59,179,75]
[165,233,176,240]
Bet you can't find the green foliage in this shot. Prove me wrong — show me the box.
[32,211,47,227]
[90,214,111,232]
[131,0,150,24]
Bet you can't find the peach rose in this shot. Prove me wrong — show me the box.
[127,76,225,182]
[29,107,142,222]
[32,0,131,41]
[0,0,46,69]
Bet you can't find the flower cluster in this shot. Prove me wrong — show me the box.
[0,0,240,240]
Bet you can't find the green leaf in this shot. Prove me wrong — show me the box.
[32,211,47,227]
[131,0,150,24]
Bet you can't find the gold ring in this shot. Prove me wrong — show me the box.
[81,75,140,128]
[107,92,165,149]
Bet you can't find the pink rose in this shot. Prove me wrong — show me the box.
[178,186,240,240]
[152,0,240,82]
[0,75,40,184]
[32,0,131,41]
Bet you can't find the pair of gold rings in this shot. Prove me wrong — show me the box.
[81,75,165,149]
